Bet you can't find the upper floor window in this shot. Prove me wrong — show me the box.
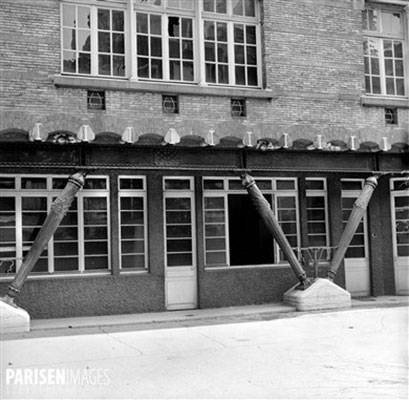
[362,5,406,97]
[62,4,126,77]
[61,0,261,88]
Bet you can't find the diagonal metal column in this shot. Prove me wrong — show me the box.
[242,174,310,288]
[2,172,86,305]
[328,176,378,281]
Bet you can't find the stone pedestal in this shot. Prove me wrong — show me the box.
[283,278,351,311]
[0,299,30,334]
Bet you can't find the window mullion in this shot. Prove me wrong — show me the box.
[48,194,55,274]
[91,6,99,76]
[129,0,138,80]
[379,39,387,95]
[162,14,169,80]
[78,194,85,273]
[256,24,262,87]
[197,2,206,85]
[228,22,235,85]
[224,192,230,266]
[15,194,23,272]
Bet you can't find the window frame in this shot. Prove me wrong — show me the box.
[202,177,301,270]
[60,2,128,78]
[60,0,263,89]
[0,174,111,279]
[362,3,408,98]
[118,175,148,273]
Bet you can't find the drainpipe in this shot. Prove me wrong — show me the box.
[328,175,378,281]
[242,174,310,288]
[2,172,86,305]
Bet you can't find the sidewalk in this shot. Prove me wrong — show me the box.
[18,295,407,337]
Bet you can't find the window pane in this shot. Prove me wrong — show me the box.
[21,178,47,189]
[137,36,149,55]
[370,58,379,75]
[182,18,192,38]
[395,60,404,77]
[84,256,108,270]
[244,0,255,17]
[167,225,191,237]
[167,253,192,267]
[217,23,227,41]
[167,239,191,252]
[170,60,181,80]
[63,28,76,50]
[232,0,243,15]
[216,0,227,13]
[168,17,180,37]
[235,66,245,85]
[122,254,145,269]
[372,77,381,94]
[151,59,163,79]
[63,4,76,27]
[113,55,125,76]
[137,13,148,33]
[386,78,395,95]
[182,40,193,59]
[235,45,245,63]
[0,178,15,189]
[79,53,91,74]
[206,252,226,265]
[384,40,392,57]
[98,55,111,75]
[98,32,110,52]
[203,0,213,12]
[98,9,110,30]
[169,39,180,58]
[78,6,91,29]
[218,65,228,83]
[112,10,124,31]
[205,42,215,61]
[396,79,405,96]
[234,25,244,43]
[204,21,214,40]
[246,25,256,44]
[54,258,78,272]
[113,33,124,53]
[183,62,194,81]
[394,42,403,58]
[150,14,161,34]
[78,30,90,51]
[151,36,162,56]
[382,12,402,36]
[247,46,257,64]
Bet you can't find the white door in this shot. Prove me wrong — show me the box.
[341,181,370,296]
[163,177,197,310]
[391,179,409,295]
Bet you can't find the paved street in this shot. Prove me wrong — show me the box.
[1,306,408,399]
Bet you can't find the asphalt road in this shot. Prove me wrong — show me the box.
[1,306,408,399]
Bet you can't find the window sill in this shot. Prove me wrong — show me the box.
[361,95,409,108]
[53,75,276,100]
[0,271,111,282]
[204,263,292,271]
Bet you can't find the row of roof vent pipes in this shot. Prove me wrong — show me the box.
[29,123,392,151]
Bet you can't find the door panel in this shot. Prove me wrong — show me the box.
[392,193,409,295]
[342,191,370,296]
[164,179,197,310]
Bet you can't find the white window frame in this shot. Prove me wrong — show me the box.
[0,174,111,279]
[362,3,408,97]
[61,2,128,78]
[305,178,330,256]
[60,0,263,88]
[118,175,148,273]
[163,177,196,269]
[340,178,369,260]
[202,177,300,269]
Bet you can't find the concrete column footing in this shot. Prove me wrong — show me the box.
[0,299,30,334]
[283,278,352,311]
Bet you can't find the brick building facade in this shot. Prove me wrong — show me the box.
[0,0,408,318]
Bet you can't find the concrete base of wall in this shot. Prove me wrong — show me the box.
[0,299,30,333]
[283,278,351,311]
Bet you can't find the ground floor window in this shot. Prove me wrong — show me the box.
[203,177,300,267]
[0,175,110,275]
[118,176,147,271]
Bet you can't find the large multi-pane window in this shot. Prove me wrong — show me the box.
[305,178,329,248]
[62,3,126,77]
[203,177,300,267]
[61,0,261,87]
[362,5,406,96]
[118,176,148,271]
[0,175,110,275]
